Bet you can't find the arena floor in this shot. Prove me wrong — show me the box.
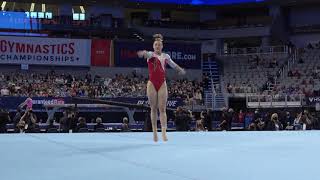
[0,131,319,180]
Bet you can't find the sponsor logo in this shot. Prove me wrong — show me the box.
[120,49,198,61]
[32,98,65,105]
[309,97,320,103]
[165,51,197,61]
[137,100,178,107]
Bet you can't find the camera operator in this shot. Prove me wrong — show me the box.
[12,108,22,127]
[18,109,38,133]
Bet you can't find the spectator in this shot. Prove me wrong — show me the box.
[202,109,212,131]
[194,90,203,104]
[175,107,190,131]
[0,71,204,105]
[283,111,294,128]
[122,117,130,132]
[297,110,312,130]
[16,120,26,133]
[248,109,264,131]
[94,117,105,131]
[195,111,205,131]
[0,86,9,96]
[76,117,87,132]
[219,107,230,131]
[227,83,233,93]
[59,110,69,133]
[226,108,234,130]
[68,112,78,132]
[238,109,245,123]
[264,113,283,131]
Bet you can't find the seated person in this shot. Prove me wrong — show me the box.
[264,113,283,131]
[94,117,105,131]
[122,117,130,132]
[76,117,87,132]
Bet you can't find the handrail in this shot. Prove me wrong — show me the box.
[208,58,215,109]
[220,45,288,56]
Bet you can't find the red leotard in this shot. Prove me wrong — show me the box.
[146,52,177,91]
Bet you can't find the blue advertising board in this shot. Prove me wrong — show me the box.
[0,97,183,111]
[114,40,201,69]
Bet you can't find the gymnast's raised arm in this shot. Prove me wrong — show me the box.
[137,50,152,59]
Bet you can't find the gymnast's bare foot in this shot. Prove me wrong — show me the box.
[153,132,158,142]
[162,130,168,142]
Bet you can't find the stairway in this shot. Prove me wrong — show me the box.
[202,59,227,110]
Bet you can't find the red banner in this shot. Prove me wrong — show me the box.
[91,39,111,66]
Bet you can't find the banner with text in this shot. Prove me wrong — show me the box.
[0,36,91,66]
[307,96,320,105]
[114,40,201,69]
[0,97,183,111]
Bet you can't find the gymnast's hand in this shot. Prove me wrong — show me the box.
[137,50,146,58]
[178,67,186,75]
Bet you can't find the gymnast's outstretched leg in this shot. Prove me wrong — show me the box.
[147,81,158,142]
[158,82,168,141]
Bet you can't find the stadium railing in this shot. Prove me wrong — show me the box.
[246,94,304,108]
[220,45,288,56]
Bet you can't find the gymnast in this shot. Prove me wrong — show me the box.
[19,96,33,111]
[137,34,186,142]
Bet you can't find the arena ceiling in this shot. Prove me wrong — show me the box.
[4,0,320,8]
